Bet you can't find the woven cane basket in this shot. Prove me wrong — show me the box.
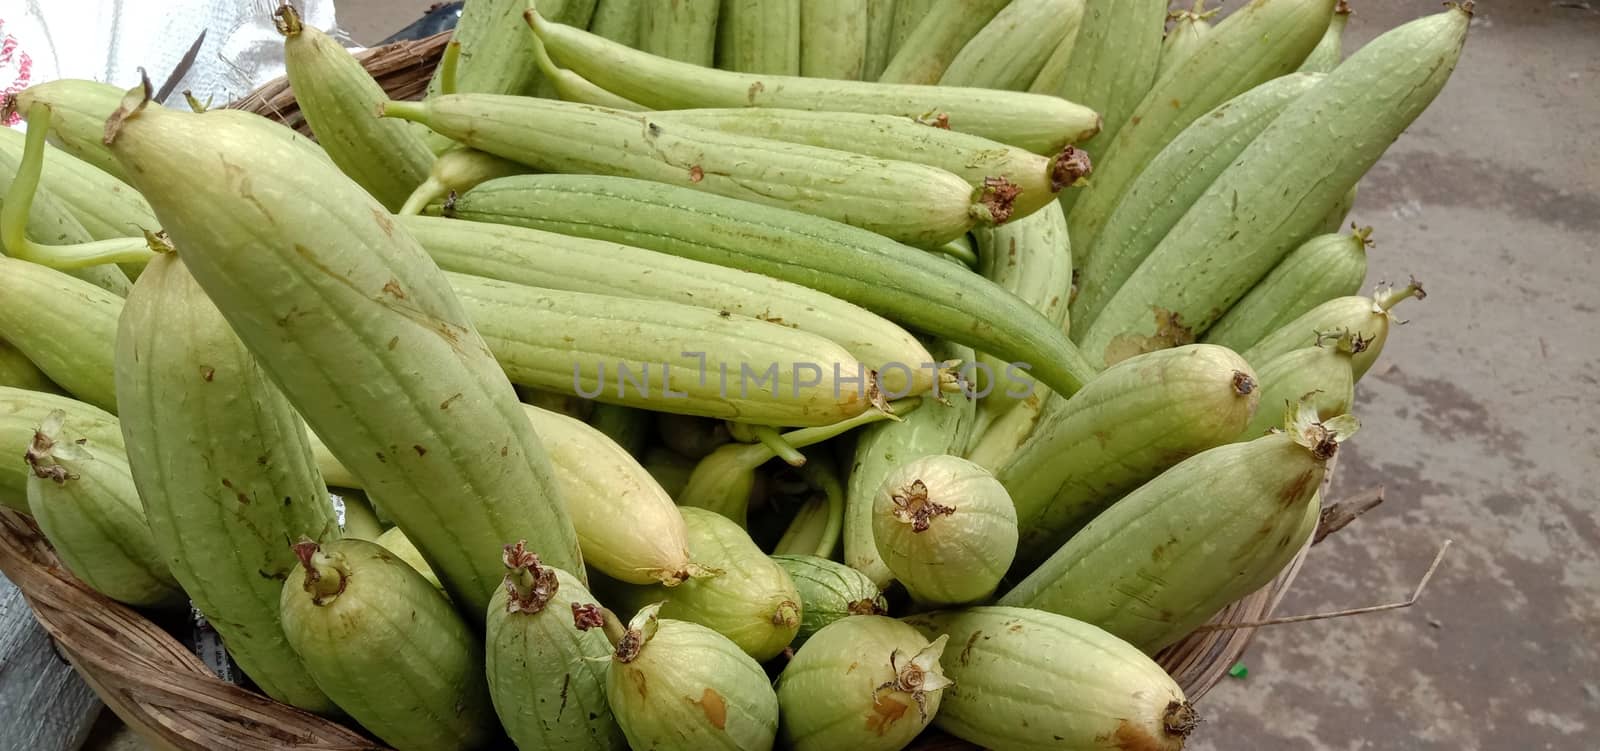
[0,31,1341,751]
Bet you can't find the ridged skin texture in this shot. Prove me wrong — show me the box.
[280,540,496,751]
[107,103,581,615]
[996,344,1260,569]
[115,253,339,712]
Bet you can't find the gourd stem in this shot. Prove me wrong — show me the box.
[293,539,347,605]
[752,426,805,467]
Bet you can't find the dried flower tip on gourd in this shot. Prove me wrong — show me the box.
[1164,701,1202,737]
[144,229,176,254]
[978,177,1022,225]
[772,600,801,628]
[873,635,953,720]
[616,602,664,663]
[502,541,560,613]
[847,598,886,616]
[572,603,605,631]
[891,479,956,532]
[1231,370,1256,396]
[25,411,70,483]
[1281,403,1360,460]
[1050,146,1093,191]
[915,111,951,129]
[293,537,346,604]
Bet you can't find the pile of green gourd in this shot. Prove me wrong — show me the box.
[0,0,1466,748]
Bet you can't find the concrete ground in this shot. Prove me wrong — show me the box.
[340,2,1600,748]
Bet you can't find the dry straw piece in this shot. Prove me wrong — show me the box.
[0,32,1361,751]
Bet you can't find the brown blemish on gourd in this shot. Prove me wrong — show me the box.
[1279,468,1319,508]
[695,688,728,730]
[866,696,909,736]
[412,445,427,457]
[382,280,406,299]
[439,393,463,410]
[1151,535,1181,563]
[689,165,704,183]
[1103,308,1195,366]
[628,668,647,698]
[959,631,981,666]
[746,81,765,104]
[387,336,400,350]
[846,661,858,674]
[200,366,215,382]
[372,208,395,238]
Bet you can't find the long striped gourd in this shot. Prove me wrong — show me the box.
[9,80,131,181]
[640,0,720,66]
[587,0,644,47]
[602,507,802,661]
[939,0,1086,92]
[651,108,1091,222]
[1157,0,1217,80]
[877,0,1009,86]
[105,94,581,616]
[1080,6,1470,368]
[798,0,869,80]
[999,405,1350,652]
[716,0,803,74]
[903,607,1196,751]
[1244,280,1426,380]
[399,214,936,396]
[1298,0,1352,73]
[518,404,707,586]
[0,387,122,511]
[449,272,884,426]
[26,412,182,607]
[383,94,997,247]
[603,604,780,750]
[1204,228,1371,352]
[486,545,624,751]
[1240,333,1358,440]
[1065,0,1336,264]
[0,259,121,412]
[970,201,1073,410]
[0,340,54,395]
[1029,0,1168,182]
[1068,72,1321,333]
[114,252,340,713]
[276,5,432,212]
[424,0,597,99]
[861,0,897,80]
[281,539,497,750]
[529,10,1102,155]
[397,147,527,217]
[995,345,1260,570]
[447,174,1099,398]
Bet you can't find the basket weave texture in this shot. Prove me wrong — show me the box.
[0,30,1333,751]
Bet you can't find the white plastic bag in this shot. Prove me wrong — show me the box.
[0,0,352,123]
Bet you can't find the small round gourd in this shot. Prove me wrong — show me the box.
[777,615,952,751]
[872,455,1018,605]
[604,603,779,751]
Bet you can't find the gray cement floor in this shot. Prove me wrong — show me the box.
[336,2,1600,748]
